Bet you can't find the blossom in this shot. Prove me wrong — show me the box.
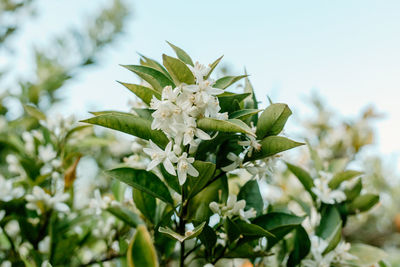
[25,186,70,214]
[38,144,57,162]
[311,171,346,204]
[221,152,243,172]
[0,175,25,202]
[89,189,114,215]
[238,135,261,157]
[209,194,256,223]
[143,140,177,175]
[188,61,210,83]
[176,152,198,185]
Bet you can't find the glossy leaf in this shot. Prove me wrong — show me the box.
[286,162,316,200]
[187,175,228,222]
[316,205,342,253]
[106,168,173,205]
[348,194,379,214]
[205,55,223,79]
[256,103,292,138]
[166,41,194,66]
[127,225,159,267]
[122,64,174,92]
[235,221,275,238]
[229,109,261,121]
[162,54,195,85]
[186,160,216,199]
[287,226,311,267]
[218,92,251,113]
[253,212,305,249]
[81,113,169,147]
[237,180,264,216]
[197,117,256,137]
[247,136,304,161]
[214,75,247,89]
[328,170,363,189]
[344,178,362,201]
[132,188,156,223]
[138,53,172,79]
[118,82,161,105]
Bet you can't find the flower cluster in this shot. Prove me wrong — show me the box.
[302,237,356,267]
[145,62,227,185]
[209,194,257,223]
[311,171,346,205]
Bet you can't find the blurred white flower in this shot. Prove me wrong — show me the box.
[38,236,51,253]
[6,154,25,177]
[25,186,70,214]
[238,135,261,157]
[0,175,25,201]
[89,189,114,215]
[221,153,243,172]
[22,131,35,154]
[311,171,346,205]
[38,144,57,162]
[4,220,20,237]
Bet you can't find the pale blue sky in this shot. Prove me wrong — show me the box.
[8,0,400,163]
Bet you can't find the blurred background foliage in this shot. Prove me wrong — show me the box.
[0,0,399,266]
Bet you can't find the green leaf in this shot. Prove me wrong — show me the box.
[160,165,180,193]
[237,180,264,216]
[187,175,228,222]
[166,41,194,66]
[122,64,174,92]
[347,244,387,266]
[89,110,133,116]
[198,225,217,249]
[348,194,379,214]
[256,103,292,138]
[243,73,258,109]
[229,109,262,121]
[344,178,362,201]
[224,217,241,242]
[186,161,216,199]
[218,92,251,113]
[162,54,195,85]
[81,113,168,147]
[132,188,156,223]
[205,55,223,79]
[106,206,144,228]
[287,226,311,267]
[197,118,256,137]
[138,53,172,79]
[118,82,161,105]
[127,225,159,267]
[316,205,342,253]
[286,163,316,200]
[24,104,46,121]
[328,170,363,189]
[235,221,275,238]
[253,212,305,249]
[247,136,304,161]
[106,168,173,205]
[158,222,206,242]
[214,75,247,89]
[131,108,154,120]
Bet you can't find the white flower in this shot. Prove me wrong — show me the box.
[38,144,57,162]
[22,131,35,154]
[188,61,210,83]
[161,85,180,101]
[176,152,198,185]
[332,241,357,262]
[6,154,25,176]
[38,236,51,253]
[238,135,261,157]
[209,194,256,223]
[311,171,346,204]
[25,186,70,214]
[221,152,243,172]
[203,264,214,267]
[0,175,25,202]
[89,189,114,215]
[244,160,271,180]
[123,154,147,169]
[143,141,178,175]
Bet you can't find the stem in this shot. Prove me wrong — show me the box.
[179,186,186,267]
